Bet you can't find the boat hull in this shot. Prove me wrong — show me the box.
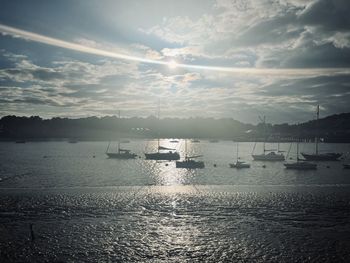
[301,153,342,161]
[252,154,285,161]
[229,162,250,168]
[145,152,180,161]
[106,153,137,159]
[343,164,350,169]
[284,162,317,170]
[176,160,204,169]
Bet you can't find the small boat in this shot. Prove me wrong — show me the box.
[68,139,78,143]
[284,161,317,170]
[15,140,26,144]
[252,151,285,161]
[343,164,350,169]
[230,161,250,169]
[106,141,137,159]
[144,100,180,161]
[106,111,136,159]
[301,152,342,161]
[191,139,200,143]
[176,158,205,169]
[230,142,250,169]
[252,116,285,161]
[284,137,317,170]
[145,148,180,160]
[301,105,342,161]
[169,139,179,143]
[176,140,204,169]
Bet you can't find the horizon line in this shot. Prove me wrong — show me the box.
[2,111,349,125]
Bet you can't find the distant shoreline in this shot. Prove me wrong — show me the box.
[1,113,350,143]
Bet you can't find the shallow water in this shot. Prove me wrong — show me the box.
[1,141,350,262]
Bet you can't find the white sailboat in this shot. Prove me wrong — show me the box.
[230,142,250,168]
[176,139,204,169]
[252,116,285,161]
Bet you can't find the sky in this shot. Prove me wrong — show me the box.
[0,0,350,124]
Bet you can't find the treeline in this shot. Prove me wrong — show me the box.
[0,113,350,142]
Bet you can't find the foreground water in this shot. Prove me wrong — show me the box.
[1,141,350,262]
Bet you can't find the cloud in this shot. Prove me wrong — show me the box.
[1,0,350,122]
[2,23,350,77]
[298,0,350,31]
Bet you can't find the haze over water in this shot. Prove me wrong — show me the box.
[1,140,350,262]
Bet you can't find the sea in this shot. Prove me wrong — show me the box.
[0,140,350,262]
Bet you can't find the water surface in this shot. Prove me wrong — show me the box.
[1,141,350,262]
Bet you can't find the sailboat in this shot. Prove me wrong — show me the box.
[144,100,180,161]
[176,139,204,169]
[301,105,342,161]
[230,142,250,168]
[145,143,180,160]
[105,141,137,159]
[284,139,317,170]
[105,111,137,159]
[252,116,285,161]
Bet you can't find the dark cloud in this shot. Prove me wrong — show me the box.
[299,0,350,31]
[234,13,301,47]
[283,43,350,68]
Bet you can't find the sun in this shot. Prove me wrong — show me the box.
[168,60,178,69]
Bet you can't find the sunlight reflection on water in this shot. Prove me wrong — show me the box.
[1,141,350,262]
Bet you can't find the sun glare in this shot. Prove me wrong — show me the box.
[168,60,178,69]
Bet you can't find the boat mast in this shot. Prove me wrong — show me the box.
[106,141,111,154]
[157,99,160,153]
[296,138,300,162]
[118,110,121,153]
[297,123,300,162]
[315,105,319,155]
[263,116,266,154]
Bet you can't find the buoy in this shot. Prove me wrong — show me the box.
[213,164,217,167]
[165,163,169,166]
[262,165,266,168]
[326,165,330,168]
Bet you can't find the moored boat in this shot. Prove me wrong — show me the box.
[284,133,317,170]
[230,142,250,168]
[230,161,250,169]
[176,158,205,169]
[176,140,204,169]
[144,100,180,161]
[251,116,285,161]
[343,164,350,169]
[284,161,317,170]
[252,151,285,161]
[145,149,180,160]
[106,141,137,159]
[301,105,342,161]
